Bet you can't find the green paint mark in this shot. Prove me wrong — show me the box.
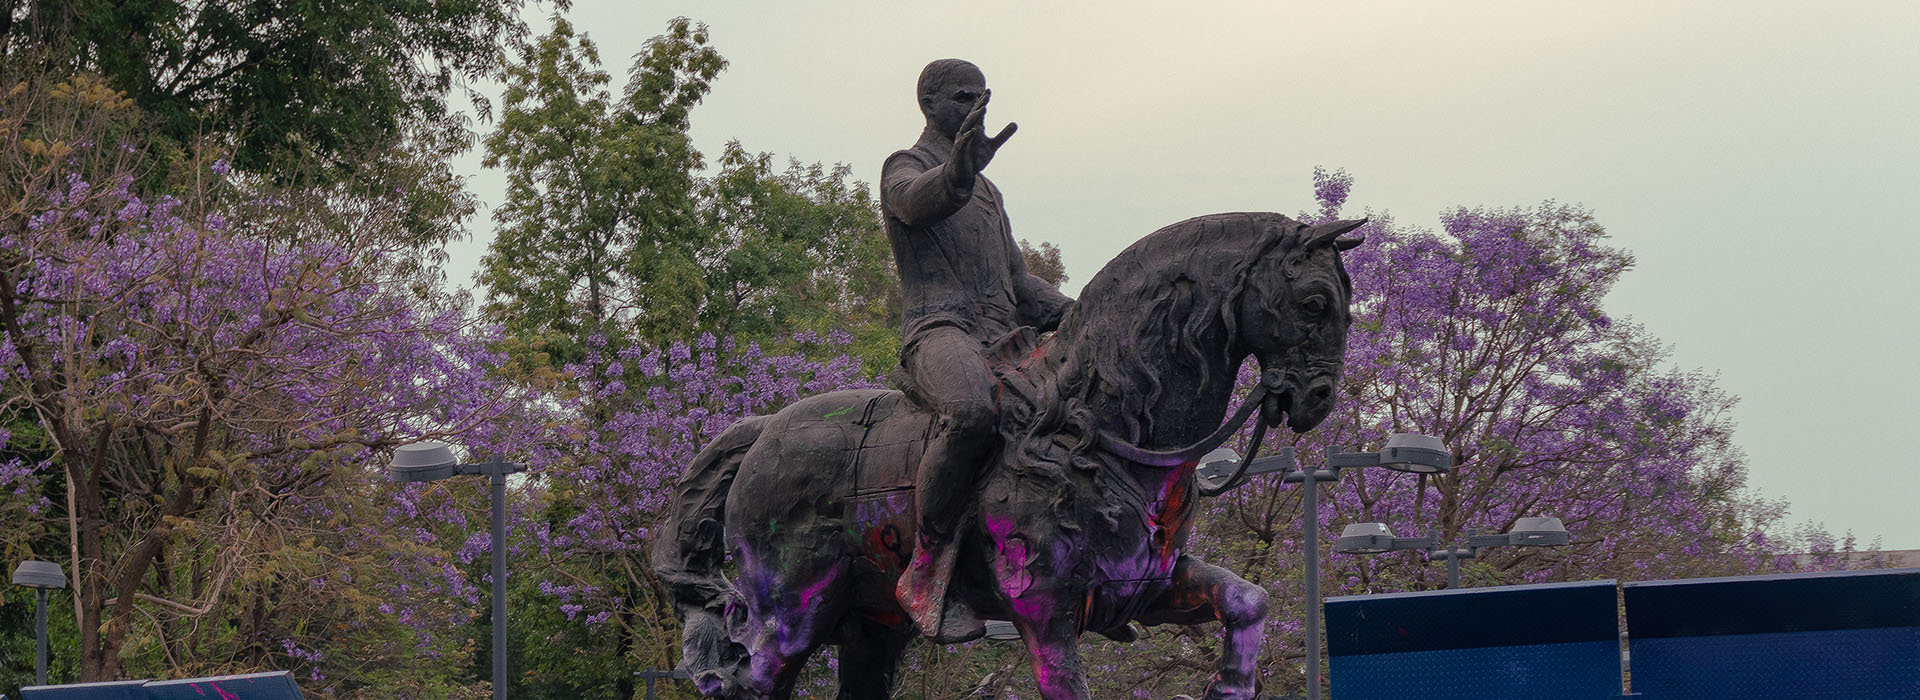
[823,407,852,419]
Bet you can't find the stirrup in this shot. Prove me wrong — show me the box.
[928,597,986,643]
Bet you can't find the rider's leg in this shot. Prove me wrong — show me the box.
[896,325,999,633]
[1134,555,1270,700]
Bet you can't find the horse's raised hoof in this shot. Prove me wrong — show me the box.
[692,669,727,697]
[1198,684,1259,700]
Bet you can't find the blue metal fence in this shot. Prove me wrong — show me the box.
[1325,579,1623,699]
[1623,568,1920,700]
[12,681,145,700]
[21,672,303,700]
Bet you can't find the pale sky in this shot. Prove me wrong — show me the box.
[447,1,1920,549]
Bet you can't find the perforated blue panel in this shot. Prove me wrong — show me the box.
[1325,581,1623,699]
[19,681,147,700]
[23,672,306,700]
[1332,640,1622,700]
[144,672,304,700]
[1624,568,1920,700]
[1327,580,1619,655]
[1629,626,1920,699]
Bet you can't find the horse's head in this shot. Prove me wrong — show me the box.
[1232,218,1365,433]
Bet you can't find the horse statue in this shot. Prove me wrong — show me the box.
[652,212,1365,700]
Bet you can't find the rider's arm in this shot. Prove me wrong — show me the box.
[880,150,971,228]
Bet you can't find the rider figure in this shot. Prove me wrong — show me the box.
[883,58,1073,637]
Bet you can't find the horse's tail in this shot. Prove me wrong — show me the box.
[651,414,768,696]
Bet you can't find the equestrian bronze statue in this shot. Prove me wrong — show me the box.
[652,58,1365,700]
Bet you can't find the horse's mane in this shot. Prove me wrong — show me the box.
[1013,213,1315,475]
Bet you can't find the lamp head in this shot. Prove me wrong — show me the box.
[1379,433,1450,473]
[389,441,459,482]
[1335,522,1397,554]
[1508,516,1570,546]
[11,560,66,590]
[1194,447,1243,494]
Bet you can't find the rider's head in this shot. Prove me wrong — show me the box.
[917,59,986,138]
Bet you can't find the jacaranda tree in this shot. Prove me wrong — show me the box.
[0,73,537,690]
[546,332,871,698]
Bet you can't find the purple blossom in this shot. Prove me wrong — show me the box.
[2,143,552,679]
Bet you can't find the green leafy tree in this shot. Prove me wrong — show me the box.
[0,583,80,696]
[480,16,725,357]
[0,0,541,178]
[483,17,901,368]
[698,142,899,366]
[1019,239,1068,289]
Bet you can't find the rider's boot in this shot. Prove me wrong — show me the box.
[898,531,984,641]
[897,532,951,635]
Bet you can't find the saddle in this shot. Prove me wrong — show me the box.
[867,326,1047,494]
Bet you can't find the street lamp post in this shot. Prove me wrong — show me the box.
[1196,433,1450,700]
[11,560,67,685]
[389,442,525,700]
[633,669,690,700]
[1334,516,1571,588]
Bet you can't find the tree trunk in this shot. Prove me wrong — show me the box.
[70,425,115,680]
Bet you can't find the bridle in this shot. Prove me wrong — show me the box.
[1096,367,1287,497]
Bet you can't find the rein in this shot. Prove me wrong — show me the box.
[1096,368,1286,495]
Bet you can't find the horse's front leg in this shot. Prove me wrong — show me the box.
[1006,585,1091,700]
[990,528,1091,700]
[1135,555,1269,700]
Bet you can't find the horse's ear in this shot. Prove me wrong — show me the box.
[1304,218,1368,250]
[1334,236,1364,251]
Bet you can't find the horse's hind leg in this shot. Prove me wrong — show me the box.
[735,545,852,699]
[833,621,915,700]
[1134,556,1269,700]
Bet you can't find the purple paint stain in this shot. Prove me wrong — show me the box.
[982,513,1016,538]
[795,565,839,611]
[776,564,843,655]
[1024,638,1078,697]
[1008,591,1052,624]
[996,536,1034,596]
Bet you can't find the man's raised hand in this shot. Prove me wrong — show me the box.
[948,89,1017,189]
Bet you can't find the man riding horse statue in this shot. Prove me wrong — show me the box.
[652,58,1366,700]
